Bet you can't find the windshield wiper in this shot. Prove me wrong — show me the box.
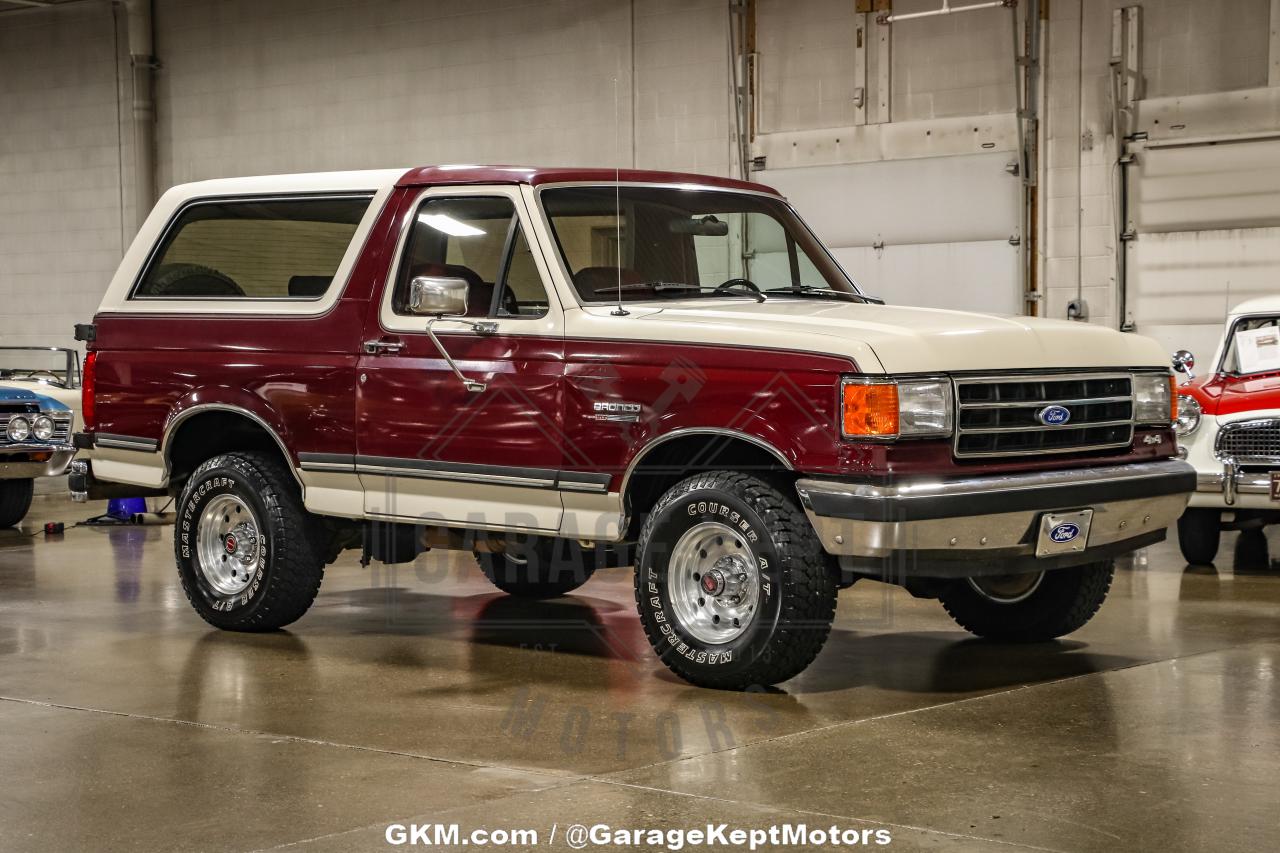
[764,286,878,304]
[592,281,765,303]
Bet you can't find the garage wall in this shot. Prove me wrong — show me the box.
[4,0,1280,353]
[0,2,125,349]
[0,0,732,350]
[154,0,732,187]
[1041,0,1276,332]
[753,0,1021,314]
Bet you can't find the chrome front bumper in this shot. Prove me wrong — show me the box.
[1195,462,1274,506]
[795,459,1195,573]
[0,445,75,479]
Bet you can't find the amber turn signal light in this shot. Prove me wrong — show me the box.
[842,382,899,437]
[1169,375,1178,421]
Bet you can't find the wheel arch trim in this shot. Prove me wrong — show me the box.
[161,403,303,489]
[619,427,794,499]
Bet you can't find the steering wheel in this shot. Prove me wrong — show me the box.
[10,370,63,386]
[715,278,761,295]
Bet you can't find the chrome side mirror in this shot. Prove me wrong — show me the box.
[406,275,487,394]
[407,276,469,317]
[1172,349,1195,379]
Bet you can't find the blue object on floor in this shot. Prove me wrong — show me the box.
[107,497,147,520]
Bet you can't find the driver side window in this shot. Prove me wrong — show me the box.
[394,195,549,318]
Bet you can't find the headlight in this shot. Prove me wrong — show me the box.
[841,377,952,439]
[6,416,31,442]
[1132,372,1176,425]
[32,416,54,441]
[1174,394,1201,436]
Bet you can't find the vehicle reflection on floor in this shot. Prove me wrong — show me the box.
[1,496,1278,852]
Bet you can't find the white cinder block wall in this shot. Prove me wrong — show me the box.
[155,0,729,189]
[2,0,1280,351]
[0,0,731,350]
[0,3,125,350]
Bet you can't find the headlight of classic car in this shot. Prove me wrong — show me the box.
[1132,372,1177,425]
[841,377,952,439]
[6,416,31,442]
[1174,394,1202,436]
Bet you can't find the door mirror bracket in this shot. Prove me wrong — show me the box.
[407,275,491,393]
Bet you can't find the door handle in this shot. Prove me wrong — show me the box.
[363,338,405,355]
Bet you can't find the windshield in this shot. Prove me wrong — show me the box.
[0,347,80,389]
[1221,316,1280,376]
[539,186,859,304]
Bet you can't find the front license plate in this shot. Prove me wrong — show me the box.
[1271,472,1280,501]
[1036,509,1093,557]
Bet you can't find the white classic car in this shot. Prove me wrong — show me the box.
[0,347,81,526]
[1173,296,1280,565]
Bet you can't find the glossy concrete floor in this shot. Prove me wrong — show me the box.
[1,497,1278,853]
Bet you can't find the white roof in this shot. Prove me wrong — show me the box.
[1229,295,1280,318]
[168,169,408,200]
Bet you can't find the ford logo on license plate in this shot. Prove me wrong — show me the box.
[1049,522,1080,543]
[1037,404,1072,425]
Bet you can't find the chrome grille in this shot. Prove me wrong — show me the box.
[1215,419,1280,465]
[953,373,1134,458]
[49,414,72,443]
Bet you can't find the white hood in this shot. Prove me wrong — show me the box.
[573,300,1167,374]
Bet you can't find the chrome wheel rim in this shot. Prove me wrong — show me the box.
[967,571,1044,604]
[666,521,760,644]
[196,494,263,597]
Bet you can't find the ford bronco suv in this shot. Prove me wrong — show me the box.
[73,166,1195,689]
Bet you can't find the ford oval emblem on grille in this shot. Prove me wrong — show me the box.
[1037,404,1072,426]
[1049,522,1081,543]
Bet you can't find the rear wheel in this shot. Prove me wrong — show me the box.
[475,537,597,598]
[175,452,324,631]
[939,561,1115,642]
[0,478,34,528]
[1177,508,1221,565]
[634,471,837,690]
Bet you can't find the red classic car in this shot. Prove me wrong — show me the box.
[1173,296,1280,565]
[71,166,1192,688]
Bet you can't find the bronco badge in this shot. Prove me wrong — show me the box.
[592,401,642,423]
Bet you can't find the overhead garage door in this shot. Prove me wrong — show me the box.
[759,150,1023,314]
[1126,136,1280,360]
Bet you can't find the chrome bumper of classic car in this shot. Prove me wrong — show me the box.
[1195,462,1276,506]
[0,443,75,478]
[796,459,1195,577]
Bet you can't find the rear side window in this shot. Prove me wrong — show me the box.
[132,196,372,299]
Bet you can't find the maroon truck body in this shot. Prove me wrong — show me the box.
[84,167,1172,488]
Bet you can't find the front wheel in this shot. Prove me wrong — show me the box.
[634,471,837,690]
[1177,508,1221,565]
[938,561,1115,642]
[175,452,325,631]
[0,478,34,528]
